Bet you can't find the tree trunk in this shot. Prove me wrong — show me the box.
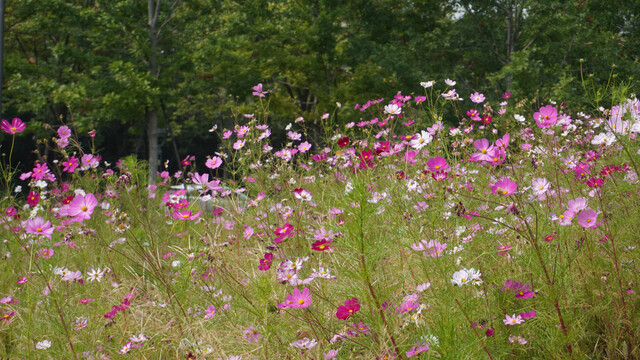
[147,108,159,184]
[147,0,160,184]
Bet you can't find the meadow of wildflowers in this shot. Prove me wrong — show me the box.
[1,80,640,360]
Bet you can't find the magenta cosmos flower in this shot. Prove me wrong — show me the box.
[1,118,26,134]
[491,177,517,196]
[24,216,55,240]
[64,193,98,221]
[533,105,558,128]
[336,298,360,320]
[426,156,449,172]
[280,287,312,309]
[171,209,201,221]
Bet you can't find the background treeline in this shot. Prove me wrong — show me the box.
[1,0,638,177]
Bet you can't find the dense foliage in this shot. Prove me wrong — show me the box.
[1,0,638,179]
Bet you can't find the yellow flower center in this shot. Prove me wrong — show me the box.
[81,206,88,211]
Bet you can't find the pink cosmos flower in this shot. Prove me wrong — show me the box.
[531,177,551,196]
[81,154,100,169]
[577,208,599,228]
[324,350,339,359]
[426,156,449,172]
[491,177,517,196]
[519,310,537,319]
[470,139,495,162]
[243,326,263,343]
[495,133,510,148]
[58,125,71,139]
[38,248,54,259]
[252,83,267,97]
[470,92,486,103]
[298,141,312,153]
[336,298,360,320]
[24,216,55,240]
[205,156,223,169]
[504,313,524,325]
[1,118,26,134]
[534,105,558,128]
[406,344,430,357]
[204,305,216,319]
[233,139,246,150]
[282,287,312,309]
[567,197,588,213]
[509,335,527,344]
[65,193,98,221]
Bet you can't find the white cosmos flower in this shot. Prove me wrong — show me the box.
[451,269,470,286]
[384,103,402,115]
[36,340,51,350]
[410,131,433,150]
[420,80,435,88]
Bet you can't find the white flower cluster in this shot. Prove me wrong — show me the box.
[451,268,482,286]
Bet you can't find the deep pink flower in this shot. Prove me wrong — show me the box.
[336,298,360,320]
[586,177,604,188]
[258,252,274,271]
[426,156,449,172]
[312,239,332,252]
[171,209,201,221]
[26,191,40,207]
[62,156,79,173]
[32,163,51,181]
[358,150,374,169]
[534,105,558,128]
[1,118,26,134]
[497,245,512,255]
[274,223,294,244]
[337,136,350,148]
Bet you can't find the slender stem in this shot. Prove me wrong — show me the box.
[455,299,494,360]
